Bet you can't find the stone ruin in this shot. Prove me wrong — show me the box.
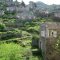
[40,22,60,60]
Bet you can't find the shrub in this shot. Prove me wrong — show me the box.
[0,43,27,60]
[1,30,22,40]
[0,23,6,32]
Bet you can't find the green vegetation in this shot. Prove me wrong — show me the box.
[0,43,43,60]
[0,17,45,60]
[0,1,60,60]
[0,23,6,32]
[0,16,54,60]
[0,16,60,60]
[0,43,31,60]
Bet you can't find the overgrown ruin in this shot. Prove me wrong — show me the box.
[40,22,60,60]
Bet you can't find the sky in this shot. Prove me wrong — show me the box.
[16,0,60,5]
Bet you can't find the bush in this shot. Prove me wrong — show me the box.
[32,36,39,41]
[1,30,22,40]
[0,43,28,60]
[0,23,6,32]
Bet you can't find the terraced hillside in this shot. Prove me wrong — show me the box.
[0,18,46,60]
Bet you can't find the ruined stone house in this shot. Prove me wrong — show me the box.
[0,10,4,16]
[40,22,60,60]
[54,12,60,18]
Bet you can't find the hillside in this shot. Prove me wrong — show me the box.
[0,0,60,60]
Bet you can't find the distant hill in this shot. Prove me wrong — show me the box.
[35,2,60,13]
[36,1,48,10]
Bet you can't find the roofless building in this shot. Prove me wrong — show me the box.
[40,22,60,60]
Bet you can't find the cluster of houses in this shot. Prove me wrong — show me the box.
[0,0,36,19]
[0,0,60,19]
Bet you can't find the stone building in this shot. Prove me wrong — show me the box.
[54,12,60,18]
[16,1,36,19]
[0,10,4,16]
[40,22,60,60]
[0,0,36,19]
[0,0,13,5]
